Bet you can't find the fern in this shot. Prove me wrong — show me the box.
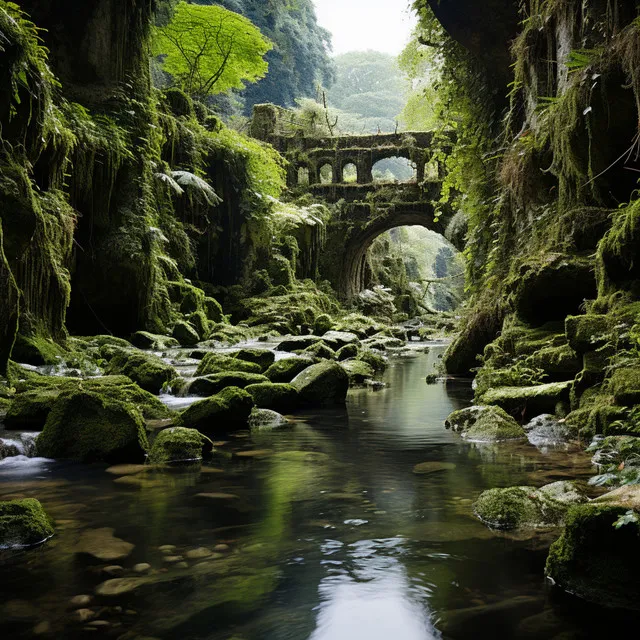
[154,172,184,196]
[171,170,222,206]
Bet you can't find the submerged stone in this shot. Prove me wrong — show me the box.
[413,461,456,475]
[445,405,526,442]
[74,527,134,561]
[0,499,54,548]
[148,427,213,464]
[291,361,349,406]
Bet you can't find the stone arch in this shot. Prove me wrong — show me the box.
[340,208,447,299]
[318,162,334,184]
[371,147,427,183]
[341,159,358,184]
[372,156,417,183]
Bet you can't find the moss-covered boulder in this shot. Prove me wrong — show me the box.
[130,332,179,351]
[245,382,299,412]
[565,314,610,353]
[291,361,349,406]
[474,482,588,530]
[336,344,359,361]
[0,499,54,548]
[249,408,289,430]
[148,427,213,464]
[321,331,360,350]
[277,336,323,352]
[264,357,315,383]
[195,352,262,376]
[313,314,334,335]
[3,389,59,430]
[609,367,640,406]
[300,342,335,360]
[204,297,224,323]
[545,504,640,610]
[179,387,254,435]
[36,391,148,462]
[445,405,526,441]
[172,320,200,346]
[356,349,388,373]
[525,344,581,380]
[4,375,170,429]
[479,381,572,418]
[105,349,177,394]
[187,372,269,396]
[232,348,275,372]
[340,360,375,384]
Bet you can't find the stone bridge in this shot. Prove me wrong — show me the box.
[250,104,454,299]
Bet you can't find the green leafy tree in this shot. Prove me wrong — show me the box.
[153,1,272,99]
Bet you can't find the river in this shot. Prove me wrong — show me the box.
[1,344,638,639]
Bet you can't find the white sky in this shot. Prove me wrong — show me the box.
[313,0,416,56]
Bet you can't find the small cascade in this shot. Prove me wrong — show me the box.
[0,432,40,461]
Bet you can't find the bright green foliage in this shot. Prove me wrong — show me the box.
[153,2,272,99]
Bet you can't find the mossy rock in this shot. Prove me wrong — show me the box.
[362,336,404,351]
[195,353,262,376]
[264,357,315,383]
[340,360,375,384]
[10,333,66,366]
[164,87,195,118]
[0,499,54,548]
[313,314,334,335]
[204,297,224,323]
[232,349,275,372]
[172,321,200,347]
[333,313,385,338]
[4,389,60,430]
[474,481,587,530]
[356,349,388,373]
[148,427,213,464]
[37,391,149,462]
[336,344,358,361]
[479,381,573,419]
[105,349,178,394]
[277,336,323,352]
[245,383,299,412]
[565,314,610,353]
[525,344,581,380]
[321,331,360,350]
[445,405,526,442]
[187,372,269,396]
[130,331,179,351]
[291,361,349,406]
[77,335,132,350]
[609,366,640,406]
[249,408,289,430]
[545,504,640,610]
[179,387,254,435]
[5,376,170,429]
[188,311,210,341]
[300,342,335,360]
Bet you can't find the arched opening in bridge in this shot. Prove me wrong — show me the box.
[342,162,357,183]
[347,225,465,318]
[297,166,310,186]
[319,164,333,184]
[372,157,416,183]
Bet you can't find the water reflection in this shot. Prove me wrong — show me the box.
[311,538,438,640]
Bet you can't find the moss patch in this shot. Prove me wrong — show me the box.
[290,361,349,406]
[0,499,54,548]
[148,427,213,464]
[479,381,572,418]
[195,352,262,376]
[179,386,254,435]
[245,382,299,412]
[187,372,269,396]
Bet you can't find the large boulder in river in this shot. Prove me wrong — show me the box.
[187,372,269,396]
[180,386,254,435]
[474,481,588,530]
[232,348,275,372]
[245,383,299,412]
[264,357,315,383]
[195,352,262,376]
[445,405,526,441]
[148,427,213,464]
[291,361,349,406]
[478,381,572,418]
[545,503,640,611]
[0,499,54,548]
[105,348,177,394]
[276,335,323,352]
[36,391,149,462]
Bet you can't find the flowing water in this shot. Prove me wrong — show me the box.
[1,344,638,639]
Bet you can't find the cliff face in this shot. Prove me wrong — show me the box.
[435,0,640,438]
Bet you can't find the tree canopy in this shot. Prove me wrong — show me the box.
[153,1,272,98]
